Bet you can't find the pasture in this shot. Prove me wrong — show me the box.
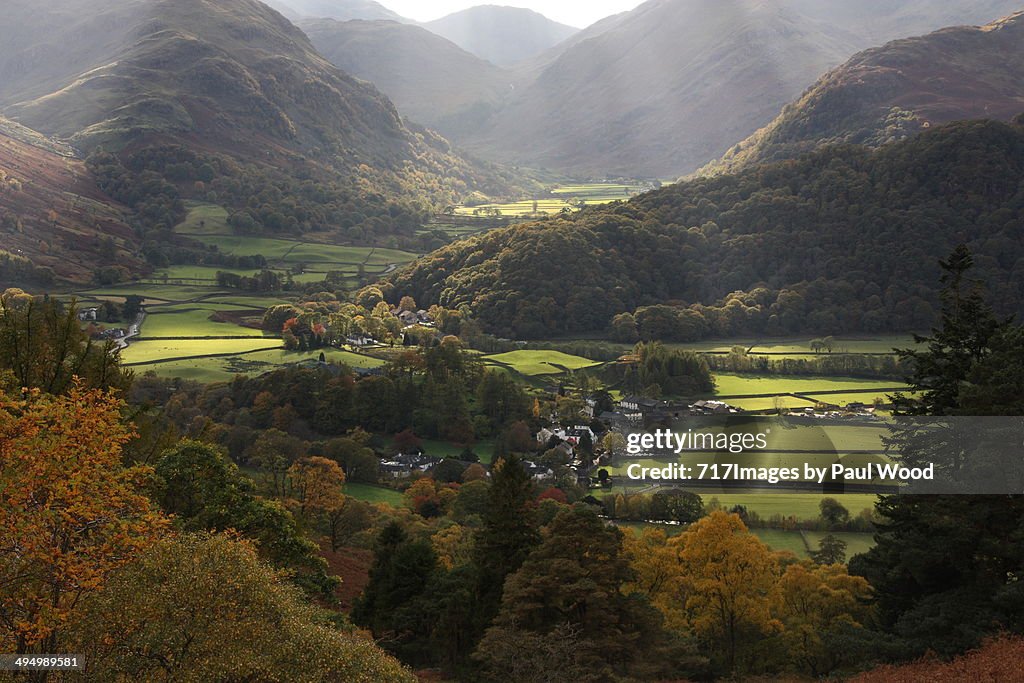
[342,483,404,506]
[713,373,907,398]
[455,181,651,217]
[483,350,601,376]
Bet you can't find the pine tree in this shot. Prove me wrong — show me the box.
[851,246,1024,657]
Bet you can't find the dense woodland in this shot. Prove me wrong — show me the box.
[388,119,1024,339]
[2,249,1024,680]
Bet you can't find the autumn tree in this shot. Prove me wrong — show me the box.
[0,386,167,657]
[67,533,415,682]
[775,562,874,676]
[623,527,689,632]
[677,511,782,673]
[287,456,346,520]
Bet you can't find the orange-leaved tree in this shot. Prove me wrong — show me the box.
[0,384,168,656]
[677,510,783,673]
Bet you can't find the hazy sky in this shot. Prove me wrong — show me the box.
[382,1,646,28]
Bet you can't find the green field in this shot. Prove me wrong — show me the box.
[343,483,403,506]
[483,350,601,376]
[130,347,385,382]
[803,531,876,558]
[421,439,496,465]
[713,373,906,398]
[174,202,229,235]
[701,491,877,521]
[121,338,282,364]
[455,182,651,217]
[141,306,270,338]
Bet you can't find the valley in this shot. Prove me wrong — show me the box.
[2,0,1023,679]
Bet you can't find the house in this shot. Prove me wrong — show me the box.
[99,328,127,340]
[521,460,554,481]
[78,307,98,322]
[346,335,376,347]
[564,425,596,446]
[397,310,419,326]
[379,452,442,478]
[690,400,739,415]
[618,396,661,423]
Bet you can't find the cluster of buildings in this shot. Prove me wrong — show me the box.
[786,402,880,421]
[392,307,434,328]
[379,452,444,479]
[601,396,742,427]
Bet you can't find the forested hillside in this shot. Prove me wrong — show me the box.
[701,11,1024,176]
[387,119,1024,339]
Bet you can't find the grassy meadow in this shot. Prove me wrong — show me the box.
[455,181,652,217]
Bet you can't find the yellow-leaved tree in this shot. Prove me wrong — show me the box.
[776,561,874,676]
[676,511,783,672]
[0,385,167,655]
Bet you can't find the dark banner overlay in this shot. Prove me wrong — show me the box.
[618,416,1024,495]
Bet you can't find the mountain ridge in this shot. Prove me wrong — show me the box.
[698,10,1024,176]
[424,5,579,67]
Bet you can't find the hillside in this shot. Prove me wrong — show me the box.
[448,0,1024,177]
[263,0,408,22]
[300,18,511,135]
[0,119,143,285]
[423,5,579,67]
[701,11,1024,176]
[385,119,1024,339]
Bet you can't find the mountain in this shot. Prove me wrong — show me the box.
[456,0,861,177]
[300,19,512,136]
[699,12,1024,176]
[0,0,419,165]
[0,0,530,283]
[423,5,579,67]
[262,0,409,22]
[780,0,1024,44]
[0,118,143,285]
[385,119,1024,339]
[442,0,1024,177]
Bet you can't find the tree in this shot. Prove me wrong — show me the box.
[472,454,540,638]
[0,386,167,656]
[677,511,782,673]
[323,432,378,483]
[351,523,438,664]
[287,456,346,521]
[602,431,626,455]
[623,528,690,632]
[0,291,129,394]
[819,497,850,527]
[852,247,1024,657]
[810,534,848,565]
[475,507,698,682]
[68,534,415,682]
[775,561,874,676]
[154,441,338,597]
